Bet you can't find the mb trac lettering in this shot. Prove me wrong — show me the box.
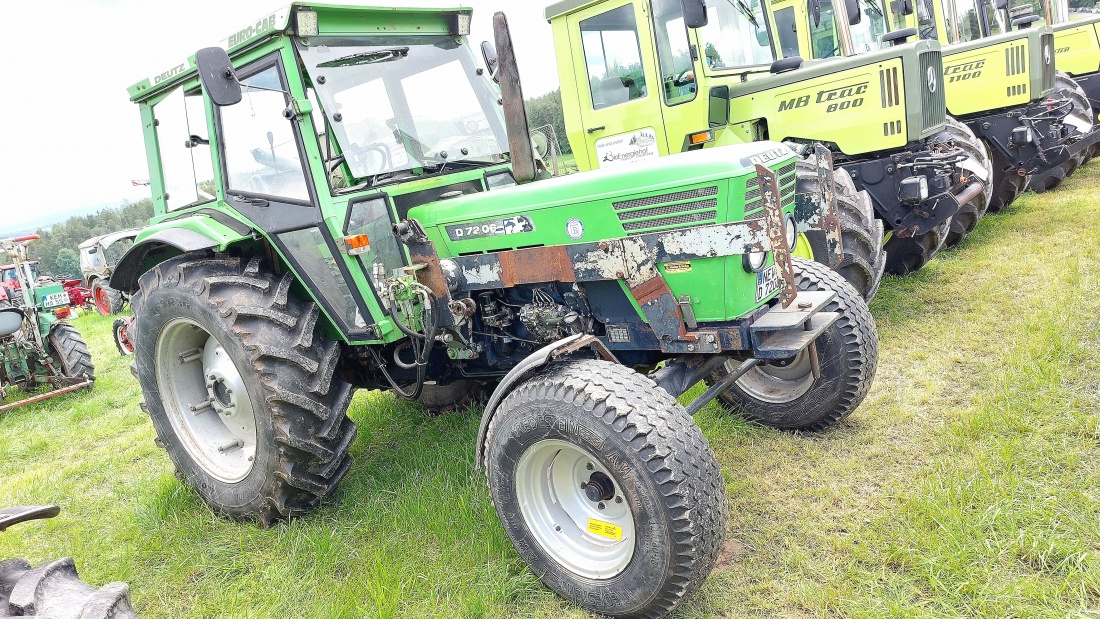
[817,82,868,113]
[778,95,810,112]
[945,60,985,83]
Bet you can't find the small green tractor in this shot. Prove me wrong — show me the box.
[886,0,1099,200]
[547,0,986,285]
[0,235,95,413]
[115,3,879,616]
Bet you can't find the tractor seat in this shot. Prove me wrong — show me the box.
[0,306,25,338]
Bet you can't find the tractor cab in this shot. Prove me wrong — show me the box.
[1035,0,1100,123]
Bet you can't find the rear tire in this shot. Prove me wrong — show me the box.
[709,257,878,431]
[485,360,725,618]
[1054,71,1094,168]
[934,118,993,247]
[132,254,356,526]
[986,145,1029,213]
[798,160,886,301]
[0,557,137,618]
[92,280,123,316]
[48,323,95,381]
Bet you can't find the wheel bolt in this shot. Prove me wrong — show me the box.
[580,482,588,490]
[598,502,605,510]
[586,463,594,471]
[615,497,623,504]
[554,525,561,532]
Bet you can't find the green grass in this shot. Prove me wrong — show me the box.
[2,164,1100,618]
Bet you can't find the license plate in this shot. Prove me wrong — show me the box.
[42,292,69,309]
[756,265,782,303]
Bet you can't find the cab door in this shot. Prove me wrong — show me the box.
[565,0,670,171]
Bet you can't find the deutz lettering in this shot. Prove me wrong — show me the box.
[154,63,187,85]
[228,14,278,48]
[746,148,787,166]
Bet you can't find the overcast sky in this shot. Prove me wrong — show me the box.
[7,0,560,229]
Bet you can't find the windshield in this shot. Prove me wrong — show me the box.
[851,0,890,52]
[1040,0,1069,24]
[699,0,776,69]
[297,37,509,182]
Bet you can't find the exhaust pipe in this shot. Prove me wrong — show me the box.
[493,12,537,184]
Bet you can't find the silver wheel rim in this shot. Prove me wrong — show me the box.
[734,351,815,403]
[155,319,258,483]
[514,440,635,579]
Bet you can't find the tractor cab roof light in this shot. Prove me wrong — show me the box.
[295,11,319,37]
[452,13,473,37]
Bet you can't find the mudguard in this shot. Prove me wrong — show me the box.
[109,215,252,293]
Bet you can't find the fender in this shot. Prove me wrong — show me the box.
[109,214,252,293]
[474,334,615,470]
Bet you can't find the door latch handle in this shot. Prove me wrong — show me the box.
[587,126,606,134]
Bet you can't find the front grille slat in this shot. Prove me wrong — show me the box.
[919,51,947,134]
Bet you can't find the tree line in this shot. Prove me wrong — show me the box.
[25,199,153,281]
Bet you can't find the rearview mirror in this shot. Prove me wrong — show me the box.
[708,86,730,128]
[845,0,863,25]
[481,41,500,83]
[195,47,242,107]
[681,0,709,28]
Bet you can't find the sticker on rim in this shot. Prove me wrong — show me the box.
[587,519,623,540]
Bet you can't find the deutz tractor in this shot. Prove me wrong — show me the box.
[115,4,879,617]
[0,505,139,618]
[889,0,1099,201]
[547,0,984,285]
[1035,0,1100,157]
[0,235,95,413]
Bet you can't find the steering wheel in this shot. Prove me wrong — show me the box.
[672,70,696,87]
[349,143,393,176]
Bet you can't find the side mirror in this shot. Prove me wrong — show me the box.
[195,47,242,107]
[708,86,730,128]
[809,0,822,27]
[481,41,500,83]
[845,0,863,25]
[681,0,709,28]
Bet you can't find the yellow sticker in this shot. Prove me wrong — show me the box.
[664,261,692,274]
[587,519,623,541]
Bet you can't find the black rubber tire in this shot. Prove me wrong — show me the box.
[485,360,726,619]
[985,146,1029,213]
[1055,71,1094,169]
[131,254,357,526]
[709,257,878,431]
[798,159,886,302]
[92,280,124,316]
[415,380,482,415]
[48,323,95,381]
[113,317,134,356]
[0,557,137,618]
[933,118,993,247]
[883,218,950,276]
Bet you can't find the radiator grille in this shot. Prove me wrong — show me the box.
[1005,43,1026,77]
[919,50,947,133]
[1041,33,1055,93]
[880,67,900,108]
[744,163,798,215]
[615,186,719,233]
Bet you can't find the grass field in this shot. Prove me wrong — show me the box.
[2,163,1099,618]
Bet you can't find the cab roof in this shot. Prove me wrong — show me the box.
[127,2,474,103]
[545,0,606,21]
[78,229,141,251]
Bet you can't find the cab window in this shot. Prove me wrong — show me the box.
[581,5,649,110]
[699,0,776,69]
[915,0,940,40]
[982,0,1007,35]
[153,88,216,212]
[219,64,310,202]
[808,0,842,58]
[850,0,890,53]
[652,0,698,105]
[773,6,802,58]
[947,0,983,42]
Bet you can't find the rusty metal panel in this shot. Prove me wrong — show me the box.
[813,145,845,269]
[498,246,576,286]
[756,165,798,308]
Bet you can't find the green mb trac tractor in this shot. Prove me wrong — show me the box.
[1036,0,1100,155]
[547,0,986,285]
[0,235,95,413]
[115,3,880,616]
[885,0,1099,200]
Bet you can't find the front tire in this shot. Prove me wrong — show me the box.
[709,257,878,431]
[92,280,123,316]
[934,118,993,247]
[113,317,134,356]
[882,219,950,276]
[798,160,886,302]
[131,254,357,526]
[485,360,725,618]
[48,322,95,381]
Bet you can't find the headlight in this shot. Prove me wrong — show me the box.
[785,214,798,251]
[743,251,768,273]
[899,176,929,205]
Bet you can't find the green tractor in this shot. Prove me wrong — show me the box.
[887,0,1099,200]
[547,0,986,285]
[115,3,879,616]
[1036,0,1100,157]
[0,235,95,413]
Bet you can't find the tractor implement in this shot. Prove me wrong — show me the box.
[0,378,94,414]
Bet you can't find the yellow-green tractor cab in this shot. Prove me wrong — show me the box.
[1036,0,1100,160]
[888,0,1100,200]
[548,0,983,285]
[112,5,880,616]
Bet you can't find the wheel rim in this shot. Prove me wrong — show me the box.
[94,287,110,315]
[515,440,635,579]
[116,323,134,354]
[734,351,815,403]
[155,318,257,483]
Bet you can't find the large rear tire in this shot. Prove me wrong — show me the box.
[934,118,993,247]
[708,257,878,431]
[131,254,356,526]
[0,557,138,618]
[48,323,95,381]
[798,160,886,302]
[485,360,725,618]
